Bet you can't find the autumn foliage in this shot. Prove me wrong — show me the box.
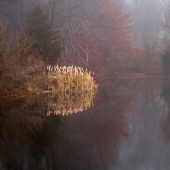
[61,0,138,75]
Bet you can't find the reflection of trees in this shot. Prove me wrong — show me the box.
[0,97,62,170]
[22,94,48,117]
[23,90,96,116]
[46,79,137,170]
[115,78,170,170]
[161,78,170,141]
[0,79,140,170]
[0,87,96,169]
[0,79,136,170]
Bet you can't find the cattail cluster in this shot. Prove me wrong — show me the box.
[47,65,94,77]
[47,65,97,93]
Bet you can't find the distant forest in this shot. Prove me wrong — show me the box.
[1,0,170,77]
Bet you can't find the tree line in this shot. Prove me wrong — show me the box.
[1,0,170,79]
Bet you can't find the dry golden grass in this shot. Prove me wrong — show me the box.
[47,65,98,93]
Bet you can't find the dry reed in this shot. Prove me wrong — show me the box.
[47,65,98,93]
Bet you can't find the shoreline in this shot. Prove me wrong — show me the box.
[0,75,168,97]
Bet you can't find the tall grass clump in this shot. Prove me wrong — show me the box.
[47,65,98,93]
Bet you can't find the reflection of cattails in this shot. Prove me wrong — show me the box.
[47,90,96,116]
[47,65,98,93]
[23,88,97,116]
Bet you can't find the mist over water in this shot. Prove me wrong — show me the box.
[0,78,170,169]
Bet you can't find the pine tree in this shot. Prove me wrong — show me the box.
[25,5,63,63]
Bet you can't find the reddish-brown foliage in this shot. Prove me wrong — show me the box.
[61,0,138,74]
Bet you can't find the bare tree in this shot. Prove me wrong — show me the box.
[128,0,162,73]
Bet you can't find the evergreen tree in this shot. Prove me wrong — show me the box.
[25,5,63,63]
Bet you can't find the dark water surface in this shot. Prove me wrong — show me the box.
[1,78,170,170]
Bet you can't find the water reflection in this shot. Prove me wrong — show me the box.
[161,78,170,141]
[2,78,170,169]
[44,78,138,170]
[0,97,62,170]
[23,90,96,117]
[47,91,96,116]
[117,78,170,170]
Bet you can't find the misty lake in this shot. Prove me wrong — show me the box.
[1,78,170,170]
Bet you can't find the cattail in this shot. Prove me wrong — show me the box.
[47,64,98,97]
